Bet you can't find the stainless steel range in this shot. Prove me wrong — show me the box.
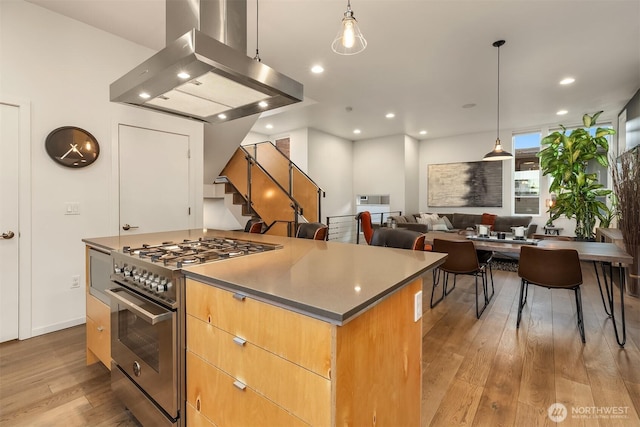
[107,236,280,426]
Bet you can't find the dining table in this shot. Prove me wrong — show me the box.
[423,232,634,347]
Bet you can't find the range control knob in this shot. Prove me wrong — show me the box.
[114,264,123,274]
[124,267,132,277]
[157,281,172,292]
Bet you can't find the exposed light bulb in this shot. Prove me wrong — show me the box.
[343,19,356,48]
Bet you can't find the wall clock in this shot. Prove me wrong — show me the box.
[45,126,100,168]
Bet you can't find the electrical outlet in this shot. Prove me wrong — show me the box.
[414,291,423,322]
[71,275,80,289]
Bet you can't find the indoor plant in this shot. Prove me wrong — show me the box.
[538,111,615,240]
[612,146,639,295]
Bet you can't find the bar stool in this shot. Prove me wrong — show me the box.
[244,218,264,234]
[296,222,329,240]
[431,239,495,318]
[370,228,425,251]
[517,245,585,342]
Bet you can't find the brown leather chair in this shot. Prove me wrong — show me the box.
[432,239,494,318]
[356,211,374,244]
[370,228,425,251]
[517,245,585,342]
[244,218,264,234]
[296,222,329,240]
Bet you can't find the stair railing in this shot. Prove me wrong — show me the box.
[230,146,303,236]
[245,141,325,223]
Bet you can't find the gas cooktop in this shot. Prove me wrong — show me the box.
[119,236,281,269]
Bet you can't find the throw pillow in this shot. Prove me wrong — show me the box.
[417,216,431,225]
[432,223,448,231]
[481,213,497,230]
[442,215,454,230]
[420,213,440,222]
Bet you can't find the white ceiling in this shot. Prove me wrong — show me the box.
[26,0,640,142]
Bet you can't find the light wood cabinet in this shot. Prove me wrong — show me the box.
[85,246,111,369]
[186,277,422,426]
[86,292,111,368]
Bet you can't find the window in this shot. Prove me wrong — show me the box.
[513,132,541,215]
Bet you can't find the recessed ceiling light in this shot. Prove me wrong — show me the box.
[557,110,568,115]
[265,124,273,129]
[311,65,324,74]
[258,101,268,108]
[217,113,227,119]
[560,77,575,85]
[462,103,476,109]
[139,92,151,99]
[385,113,395,119]
[419,130,427,135]
[177,72,190,79]
[353,129,361,134]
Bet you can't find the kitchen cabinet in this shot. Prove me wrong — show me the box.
[85,246,111,369]
[185,277,423,426]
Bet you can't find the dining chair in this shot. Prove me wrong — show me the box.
[244,218,264,234]
[431,238,494,318]
[517,245,585,342]
[370,228,425,251]
[296,222,329,240]
[356,211,374,244]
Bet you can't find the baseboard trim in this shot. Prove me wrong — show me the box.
[31,316,86,338]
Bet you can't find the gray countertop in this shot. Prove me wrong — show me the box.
[83,229,446,325]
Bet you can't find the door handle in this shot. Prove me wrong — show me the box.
[2,231,15,239]
[122,224,139,231]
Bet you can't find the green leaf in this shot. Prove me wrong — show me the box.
[583,113,592,128]
[596,153,609,167]
[591,110,603,124]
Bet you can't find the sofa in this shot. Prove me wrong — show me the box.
[389,212,537,238]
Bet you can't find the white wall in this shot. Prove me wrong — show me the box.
[353,135,406,213]
[308,128,354,220]
[404,135,419,215]
[1,1,203,336]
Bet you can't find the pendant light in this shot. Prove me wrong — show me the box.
[483,40,513,161]
[331,0,367,55]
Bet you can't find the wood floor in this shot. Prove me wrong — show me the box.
[1,263,639,426]
[422,262,640,426]
[0,325,138,426]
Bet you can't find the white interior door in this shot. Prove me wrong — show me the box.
[0,103,20,342]
[119,125,191,235]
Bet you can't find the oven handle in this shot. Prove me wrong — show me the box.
[105,288,173,325]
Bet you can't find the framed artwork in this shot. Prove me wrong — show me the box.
[428,161,503,207]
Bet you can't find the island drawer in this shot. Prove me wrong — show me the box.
[187,314,331,426]
[186,279,332,378]
[86,293,111,368]
[187,351,309,427]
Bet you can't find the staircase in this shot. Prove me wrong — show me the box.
[218,141,325,237]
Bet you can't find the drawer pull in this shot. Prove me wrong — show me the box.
[97,326,104,332]
[232,292,246,301]
[233,380,246,391]
[233,337,246,346]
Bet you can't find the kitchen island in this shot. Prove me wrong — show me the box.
[83,229,446,426]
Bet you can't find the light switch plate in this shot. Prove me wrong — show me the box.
[414,291,423,322]
[64,202,80,215]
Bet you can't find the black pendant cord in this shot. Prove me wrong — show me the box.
[253,0,261,62]
[496,43,500,140]
[492,40,505,142]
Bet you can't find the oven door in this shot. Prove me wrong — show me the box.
[106,285,178,419]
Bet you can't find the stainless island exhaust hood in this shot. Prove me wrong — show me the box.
[110,0,303,123]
